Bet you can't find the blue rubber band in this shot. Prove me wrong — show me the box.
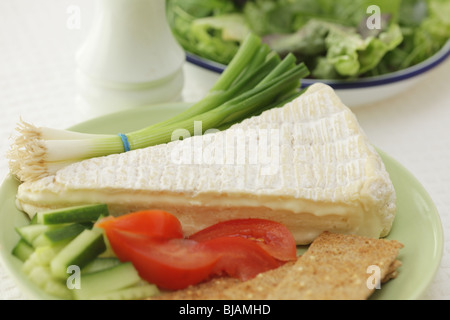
[118,133,131,152]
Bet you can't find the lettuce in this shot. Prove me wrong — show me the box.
[262,20,329,57]
[369,0,450,76]
[324,24,368,77]
[316,23,403,78]
[265,20,403,79]
[188,14,250,64]
[166,0,243,64]
[358,24,404,74]
[167,0,236,18]
[167,0,450,79]
[243,0,324,35]
[413,0,450,61]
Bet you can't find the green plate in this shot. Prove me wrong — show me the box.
[0,102,443,300]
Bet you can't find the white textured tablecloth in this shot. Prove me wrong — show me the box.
[1,0,449,300]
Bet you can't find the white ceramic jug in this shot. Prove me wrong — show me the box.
[76,0,185,117]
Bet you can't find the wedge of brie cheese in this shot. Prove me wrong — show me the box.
[15,83,396,244]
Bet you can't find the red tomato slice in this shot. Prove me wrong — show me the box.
[98,211,297,290]
[202,236,282,281]
[188,219,297,261]
[104,228,219,290]
[97,210,183,240]
[102,229,284,290]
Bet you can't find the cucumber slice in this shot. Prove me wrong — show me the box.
[28,265,53,288]
[89,283,160,300]
[73,262,142,300]
[27,265,72,299]
[22,252,41,275]
[82,257,121,274]
[43,280,73,300]
[33,223,90,248]
[34,244,66,266]
[37,204,109,225]
[50,228,106,279]
[22,244,67,275]
[11,239,34,262]
[15,224,53,246]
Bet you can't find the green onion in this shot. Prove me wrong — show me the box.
[7,33,309,182]
[209,33,262,92]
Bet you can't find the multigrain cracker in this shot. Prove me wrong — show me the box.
[267,232,403,300]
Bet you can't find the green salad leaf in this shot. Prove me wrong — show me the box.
[166,0,242,64]
[358,24,404,74]
[369,0,450,76]
[188,14,251,64]
[167,0,450,79]
[324,23,368,77]
[265,20,403,79]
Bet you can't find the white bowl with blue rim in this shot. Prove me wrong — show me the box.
[184,40,450,108]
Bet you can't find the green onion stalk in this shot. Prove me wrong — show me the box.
[7,33,309,182]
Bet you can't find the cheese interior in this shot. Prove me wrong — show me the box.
[17,188,384,245]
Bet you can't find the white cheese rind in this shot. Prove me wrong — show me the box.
[16,83,396,244]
